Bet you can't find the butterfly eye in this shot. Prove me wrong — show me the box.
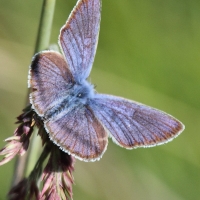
[77,93,83,98]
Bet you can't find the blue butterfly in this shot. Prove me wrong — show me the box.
[28,0,184,161]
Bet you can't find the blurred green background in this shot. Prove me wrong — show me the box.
[0,0,200,199]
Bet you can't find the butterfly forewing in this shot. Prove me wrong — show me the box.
[44,104,108,161]
[29,51,74,117]
[89,94,184,148]
[59,0,101,81]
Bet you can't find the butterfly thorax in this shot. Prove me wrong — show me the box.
[44,80,94,120]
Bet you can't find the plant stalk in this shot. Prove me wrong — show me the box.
[11,0,56,187]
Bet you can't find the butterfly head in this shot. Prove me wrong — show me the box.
[71,80,94,105]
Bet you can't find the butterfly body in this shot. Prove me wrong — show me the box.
[44,79,94,120]
[28,0,184,162]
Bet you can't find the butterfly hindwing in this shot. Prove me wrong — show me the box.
[44,103,108,161]
[59,0,101,81]
[89,94,184,148]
